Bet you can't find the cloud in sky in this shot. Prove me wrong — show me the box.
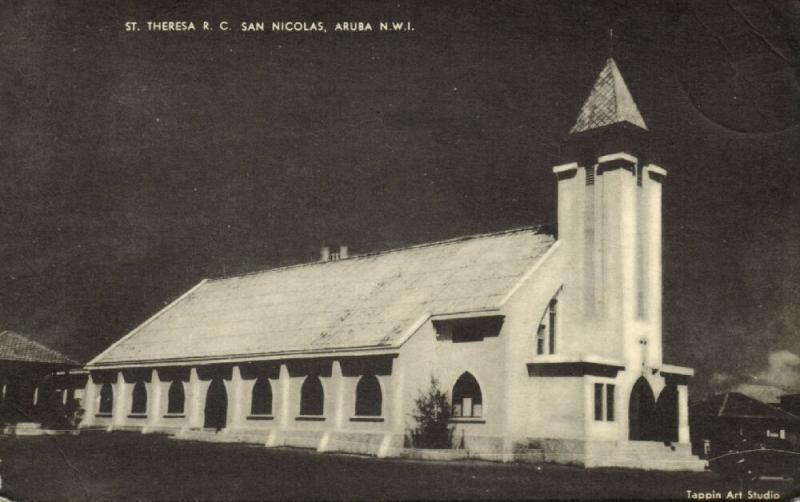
[733,350,800,403]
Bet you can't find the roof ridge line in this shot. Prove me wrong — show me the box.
[206,224,550,282]
[719,392,730,416]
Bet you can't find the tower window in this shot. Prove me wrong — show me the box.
[536,325,546,355]
[594,383,615,422]
[606,384,615,421]
[586,166,595,186]
[534,291,561,356]
[548,300,557,354]
[594,383,603,421]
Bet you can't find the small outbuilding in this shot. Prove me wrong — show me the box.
[0,330,81,426]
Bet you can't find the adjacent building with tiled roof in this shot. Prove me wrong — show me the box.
[0,331,77,365]
[80,58,703,470]
[0,331,80,424]
[690,392,800,457]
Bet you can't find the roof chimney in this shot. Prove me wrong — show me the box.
[320,244,349,262]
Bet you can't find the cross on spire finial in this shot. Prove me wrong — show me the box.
[609,27,614,56]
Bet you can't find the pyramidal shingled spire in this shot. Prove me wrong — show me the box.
[570,58,648,134]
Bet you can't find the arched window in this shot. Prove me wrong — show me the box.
[354,375,382,417]
[131,381,147,415]
[99,383,113,414]
[167,381,185,414]
[250,377,273,416]
[452,372,482,418]
[300,375,324,416]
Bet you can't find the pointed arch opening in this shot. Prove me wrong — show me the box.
[99,383,113,414]
[130,381,147,415]
[535,289,562,356]
[452,372,483,418]
[250,377,273,416]
[300,375,324,416]
[653,384,679,442]
[629,377,656,440]
[355,375,382,417]
[167,381,185,415]
[204,378,228,430]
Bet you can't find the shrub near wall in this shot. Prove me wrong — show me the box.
[408,377,454,449]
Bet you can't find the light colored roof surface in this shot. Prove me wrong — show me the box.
[570,58,648,134]
[0,331,78,365]
[89,227,555,367]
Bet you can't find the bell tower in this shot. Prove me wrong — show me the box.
[553,58,666,372]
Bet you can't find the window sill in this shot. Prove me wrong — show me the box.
[247,415,274,421]
[349,416,384,423]
[95,413,112,418]
[163,414,185,419]
[295,416,325,421]
[450,417,485,424]
[127,413,147,419]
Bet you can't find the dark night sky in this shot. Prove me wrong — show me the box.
[1,0,798,400]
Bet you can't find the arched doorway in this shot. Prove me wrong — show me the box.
[629,377,656,441]
[653,384,679,442]
[204,378,227,430]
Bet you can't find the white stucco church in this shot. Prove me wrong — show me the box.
[81,58,705,470]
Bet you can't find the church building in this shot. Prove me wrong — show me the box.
[82,59,705,470]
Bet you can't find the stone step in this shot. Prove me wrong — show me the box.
[595,460,707,472]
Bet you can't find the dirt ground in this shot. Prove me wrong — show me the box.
[0,431,796,501]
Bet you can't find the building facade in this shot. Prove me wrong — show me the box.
[0,330,81,427]
[690,392,800,457]
[81,59,704,470]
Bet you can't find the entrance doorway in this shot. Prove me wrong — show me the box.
[628,377,655,441]
[653,384,679,442]
[204,378,227,430]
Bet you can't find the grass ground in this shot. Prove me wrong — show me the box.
[0,431,796,501]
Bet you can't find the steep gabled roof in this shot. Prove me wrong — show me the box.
[570,58,648,134]
[88,227,556,367]
[0,331,78,365]
[696,392,800,421]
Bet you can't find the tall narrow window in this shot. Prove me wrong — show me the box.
[354,375,382,417]
[548,300,557,354]
[300,375,324,416]
[99,383,113,414]
[167,381,185,414]
[250,377,273,416]
[536,325,546,355]
[131,381,147,415]
[594,383,603,421]
[594,383,615,422]
[452,372,483,418]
